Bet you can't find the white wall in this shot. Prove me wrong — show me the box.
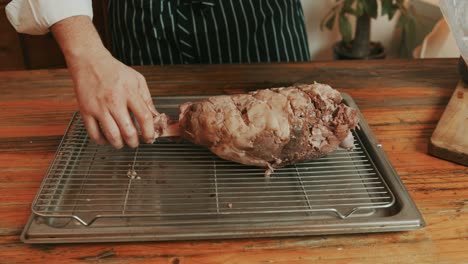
[300,0,426,60]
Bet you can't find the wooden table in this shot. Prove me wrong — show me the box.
[1,59,467,264]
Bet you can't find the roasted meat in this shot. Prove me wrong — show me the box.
[155,83,359,175]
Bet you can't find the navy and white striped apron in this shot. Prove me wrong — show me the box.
[108,0,310,65]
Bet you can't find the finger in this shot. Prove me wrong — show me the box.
[128,94,155,144]
[136,73,158,116]
[98,112,124,149]
[108,106,140,149]
[82,114,107,145]
[108,106,140,148]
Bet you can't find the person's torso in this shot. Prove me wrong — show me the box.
[108,0,310,65]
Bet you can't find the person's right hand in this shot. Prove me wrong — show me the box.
[51,16,156,149]
[69,48,157,149]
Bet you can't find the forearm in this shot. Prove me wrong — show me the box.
[51,16,107,66]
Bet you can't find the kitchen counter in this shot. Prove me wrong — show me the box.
[0,59,467,263]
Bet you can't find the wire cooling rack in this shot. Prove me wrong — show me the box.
[32,108,395,226]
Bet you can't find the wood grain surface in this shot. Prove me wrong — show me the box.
[0,59,467,264]
[429,81,468,165]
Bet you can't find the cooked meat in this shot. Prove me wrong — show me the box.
[156,83,359,175]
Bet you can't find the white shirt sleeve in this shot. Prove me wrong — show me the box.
[5,0,93,35]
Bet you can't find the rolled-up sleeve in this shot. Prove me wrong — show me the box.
[5,0,93,35]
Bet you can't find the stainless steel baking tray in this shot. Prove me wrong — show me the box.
[21,94,425,243]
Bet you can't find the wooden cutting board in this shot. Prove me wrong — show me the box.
[429,81,468,166]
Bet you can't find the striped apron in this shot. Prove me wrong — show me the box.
[108,0,310,65]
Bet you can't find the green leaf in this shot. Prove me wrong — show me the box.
[381,0,393,16]
[356,1,365,16]
[364,0,378,18]
[339,13,352,43]
[320,9,337,31]
[404,16,417,47]
[342,0,356,15]
[325,14,336,30]
[397,3,419,57]
[382,0,399,20]
[320,12,330,31]
[343,0,355,10]
[346,7,358,15]
[397,13,406,29]
[320,16,327,31]
[398,13,417,58]
[388,5,399,20]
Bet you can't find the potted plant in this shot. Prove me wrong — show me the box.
[321,0,416,60]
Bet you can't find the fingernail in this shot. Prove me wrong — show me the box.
[115,144,124,150]
[147,103,159,116]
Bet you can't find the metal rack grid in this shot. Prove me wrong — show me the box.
[32,111,395,226]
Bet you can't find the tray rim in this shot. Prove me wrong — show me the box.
[21,92,425,244]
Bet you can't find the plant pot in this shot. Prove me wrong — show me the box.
[333,41,386,60]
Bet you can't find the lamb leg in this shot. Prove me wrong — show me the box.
[152,102,192,138]
[151,83,359,176]
[152,112,180,138]
[174,83,359,172]
[159,122,180,137]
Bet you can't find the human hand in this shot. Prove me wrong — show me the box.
[69,49,157,148]
[51,16,156,148]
